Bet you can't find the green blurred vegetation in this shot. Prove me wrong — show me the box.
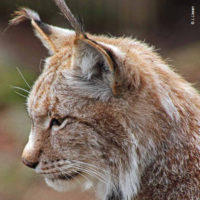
[0,63,36,105]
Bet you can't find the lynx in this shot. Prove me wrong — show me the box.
[10,0,200,200]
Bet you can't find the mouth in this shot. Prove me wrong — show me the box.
[48,171,81,181]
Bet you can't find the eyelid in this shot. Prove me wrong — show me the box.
[51,117,73,130]
[60,118,73,128]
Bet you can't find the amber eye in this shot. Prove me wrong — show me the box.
[50,118,63,127]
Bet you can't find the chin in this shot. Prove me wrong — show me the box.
[45,173,96,192]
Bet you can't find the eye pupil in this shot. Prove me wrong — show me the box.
[51,118,61,127]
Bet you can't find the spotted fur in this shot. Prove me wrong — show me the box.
[11,0,200,200]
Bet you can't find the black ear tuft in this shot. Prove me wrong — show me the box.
[9,7,76,55]
[10,8,40,26]
[54,0,84,36]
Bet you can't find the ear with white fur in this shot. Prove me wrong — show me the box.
[10,8,75,55]
[72,36,123,97]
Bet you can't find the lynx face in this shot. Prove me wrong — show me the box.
[11,0,200,200]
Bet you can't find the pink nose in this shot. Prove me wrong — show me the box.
[22,157,38,169]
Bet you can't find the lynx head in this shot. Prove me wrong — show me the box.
[10,0,183,200]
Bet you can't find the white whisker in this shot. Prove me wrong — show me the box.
[72,165,109,187]
[13,90,27,98]
[59,162,110,189]
[69,161,121,197]
[56,165,84,188]
[10,86,30,94]
[16,67,31,89]
[72,160,119,180]
[74,170,96,192]
[69,163,120,197]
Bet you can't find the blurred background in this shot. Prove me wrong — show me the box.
[0,0,200,200]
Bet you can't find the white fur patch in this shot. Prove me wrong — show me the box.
[67,41,125,101]
[24,131,35,150]
[34,25,75,55]
[98,42,126,59]
[45,173,95,192]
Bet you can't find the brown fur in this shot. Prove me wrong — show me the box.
[11,1,200,200]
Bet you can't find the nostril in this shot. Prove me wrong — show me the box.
[22,157,38,169]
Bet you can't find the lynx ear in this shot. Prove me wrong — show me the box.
[72,36,122,96]
[10,8,75,55]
